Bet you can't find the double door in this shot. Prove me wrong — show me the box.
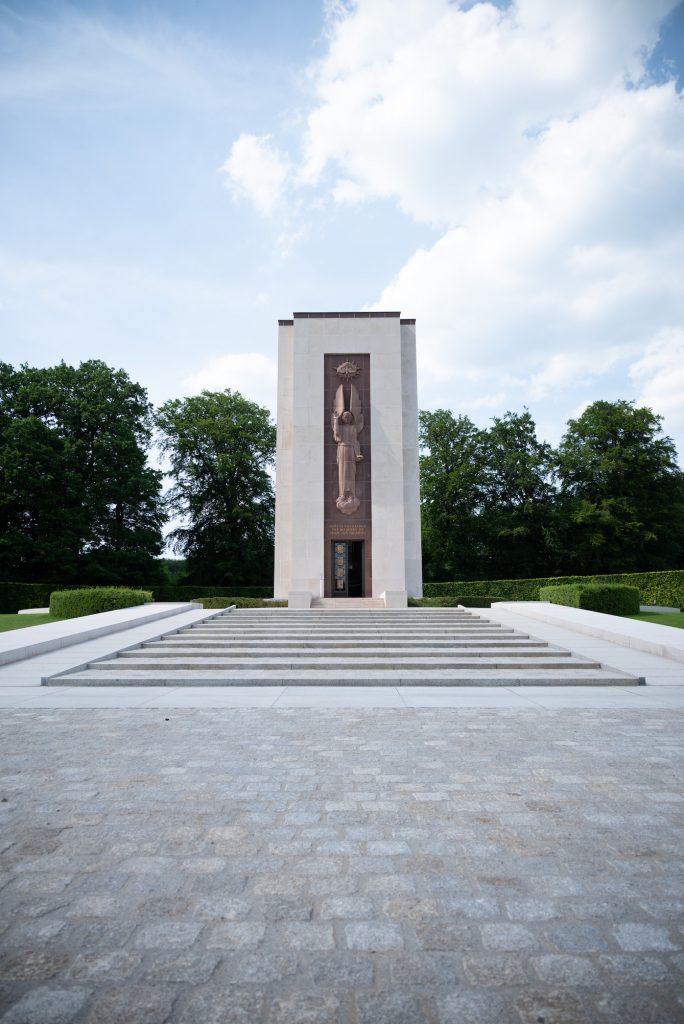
[332,540,364,597]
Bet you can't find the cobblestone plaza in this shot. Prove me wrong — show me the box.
[1,705,683,1023]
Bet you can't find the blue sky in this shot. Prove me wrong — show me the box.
[2,0,683,459]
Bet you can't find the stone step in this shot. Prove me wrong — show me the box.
[97,655,595,671]
[133,643,550,655]
[45,607,641,688]
[179,622,509,630]
[50,668,637,687]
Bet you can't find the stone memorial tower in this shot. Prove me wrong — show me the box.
[274,312,422,605]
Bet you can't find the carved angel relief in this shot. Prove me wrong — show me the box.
[331,362,364,515]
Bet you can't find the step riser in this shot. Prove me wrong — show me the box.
[122,647,552,655]
[50,674,634,687]
[92,660,598,671]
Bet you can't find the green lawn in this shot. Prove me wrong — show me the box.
[628,612,684,629]
[0,614,65,633]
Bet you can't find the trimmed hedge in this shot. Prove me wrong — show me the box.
[0,582,79,614]
[409,596,496,608]
[49,588,153,619]
[540,583,640,616]
[192,597,287,609]
[0,581,272,613]
[155,585,272,602]
[424,570,684,609]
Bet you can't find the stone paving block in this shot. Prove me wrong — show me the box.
[139,950,222,982]
[382,896,439,920]
[206,923,265,949]
[217,951,298,984]
[532,954,601,986]
[355,991,431,1024]
[389,952,462,988]
[265,993,342,1024]
[174,986,265,1024]
[0,951,69,982]
[344,921,404,951]
[545,922,610,952]
[319,897,375,920]
[189,896,251,920]
[362,875,416,897]
[276,922,335,951]
[514,988,591,1024]
[462,953,529,987]
[252,875,307,897]
[480,922,538,951]
[506,898,559,921]
[614,922,679,951]
[599,954,673,986]
[594,989,684,1024]
[295,952,374,991]
[0,985,90,1024]
[65,949,141,982]
[367,840,411,855]
[261,897,312,921]
[82,984,177,1024]
[133,921,203,949]
[415,919,479,950]
[4,922,67,945]
[436,990,516,1024]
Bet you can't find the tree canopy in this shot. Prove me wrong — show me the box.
[0,360,165,584]
[419,400,684,581]
[155,390,276,586]
[555,400,684,574]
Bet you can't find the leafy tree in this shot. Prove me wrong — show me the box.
[155,390,276,586]
[0,360,165,584]
[419,409,486,580]
[478,410,556,578]
[555,400,684,573]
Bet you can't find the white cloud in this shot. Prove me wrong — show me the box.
[220,134,291,215]
[184,353,278,415]
[300,0,676,223]
[629,328,684,431]
[372,76,684,425]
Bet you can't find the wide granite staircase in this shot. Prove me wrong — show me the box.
[45,608,639,687]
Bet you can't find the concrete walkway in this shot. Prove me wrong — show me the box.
[0,603,206,667]
[492,601,684,664]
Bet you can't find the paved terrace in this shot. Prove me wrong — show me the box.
[0,606,683,1022]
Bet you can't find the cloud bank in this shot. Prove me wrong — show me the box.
[223,0,684,448]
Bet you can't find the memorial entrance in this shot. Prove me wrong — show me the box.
[331,540,364,597]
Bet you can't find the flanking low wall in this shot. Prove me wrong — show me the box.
[424,570,684,609]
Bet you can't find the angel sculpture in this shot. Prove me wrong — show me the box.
[331,377,364,515]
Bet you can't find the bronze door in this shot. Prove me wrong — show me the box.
[332,541,364,597]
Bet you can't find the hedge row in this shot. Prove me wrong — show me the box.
[192,597,287,609]
[0,581,272,613]
[424,570,684,608]
[409,596,497,608]
[0,583,78,614]
[539,584,640,616]
[49,588,153,619]
[155,584,272,602]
